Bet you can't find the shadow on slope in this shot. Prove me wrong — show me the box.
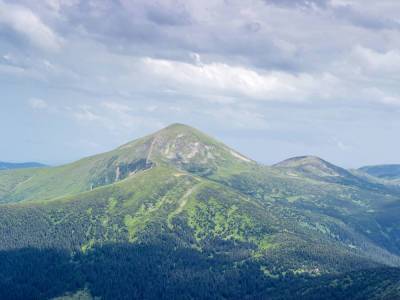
[1,242,400,300]
[0,242,270,300]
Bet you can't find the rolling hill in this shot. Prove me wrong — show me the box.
[0,124,399,299]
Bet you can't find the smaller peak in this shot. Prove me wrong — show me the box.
[273,155,350,179]
[292,155,322,161]
[273,155,326,167]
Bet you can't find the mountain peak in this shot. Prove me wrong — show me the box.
[119,123,254,177]
[274,155,328,166]
[163,122,193,130]
[273,155,350,178]
[154,123,203,138]
[147,123,253,171]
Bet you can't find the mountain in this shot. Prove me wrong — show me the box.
[0,161,46,170]
[273,155,398,193]
[273,155,351,176]
[360,164,400,181]
[0,124,399,299]
[0,123,254,204]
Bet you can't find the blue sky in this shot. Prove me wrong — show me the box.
[0,0,399,167]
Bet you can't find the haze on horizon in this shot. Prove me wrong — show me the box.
[0,0,399,168]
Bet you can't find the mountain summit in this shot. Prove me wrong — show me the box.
[119,123,253,173]
[0,123,254,203]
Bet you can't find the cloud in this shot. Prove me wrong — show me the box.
[204,106,269,130]
[2,0,398,111]
[265,0,328,9]
[142,56,325,102]
[352,46,400,76]
[72,105,102,122]
[101,101,133,114]
[331,137,353,151]
[65,101,165,136]
[28,98,48,109]
[143,1,191,26]
[0,1,61,51]
[137,54,351,108]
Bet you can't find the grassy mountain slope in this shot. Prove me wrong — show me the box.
[0,168,41,202]
[1,164,399,298]
[3,164,394,270]
[0,124,399,299]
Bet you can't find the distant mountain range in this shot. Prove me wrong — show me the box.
[0,124,399,300]
[0,161,46,170]
[359,164,400,181]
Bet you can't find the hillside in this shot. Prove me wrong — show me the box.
[0,124,399,299]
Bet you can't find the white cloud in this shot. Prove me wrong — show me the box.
[44,0,78,13]
[0,1,62,51]
[101,101,133,114]
[329,0,355,7]
[204,107,269,130]
[73,105,102,122]
[331,137,353,151]
[355,87,400,107]
[0,64,27,76]
[381,96,400,106]
[145,105,158,112]
[352,46,400,75]
[2,53,12,61]
[28,98,48,109]
[68,102,165,136]
[142,57,328,102]
[100,101,163,131]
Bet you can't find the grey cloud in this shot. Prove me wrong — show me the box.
[332,5,400,30]
[264,0,400,34]
[2,0,400,107]
[264,0,329,9]
[0,1,62,51]
[144,2,192,26]
[0,1,321,72]
[243,22,262,33]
